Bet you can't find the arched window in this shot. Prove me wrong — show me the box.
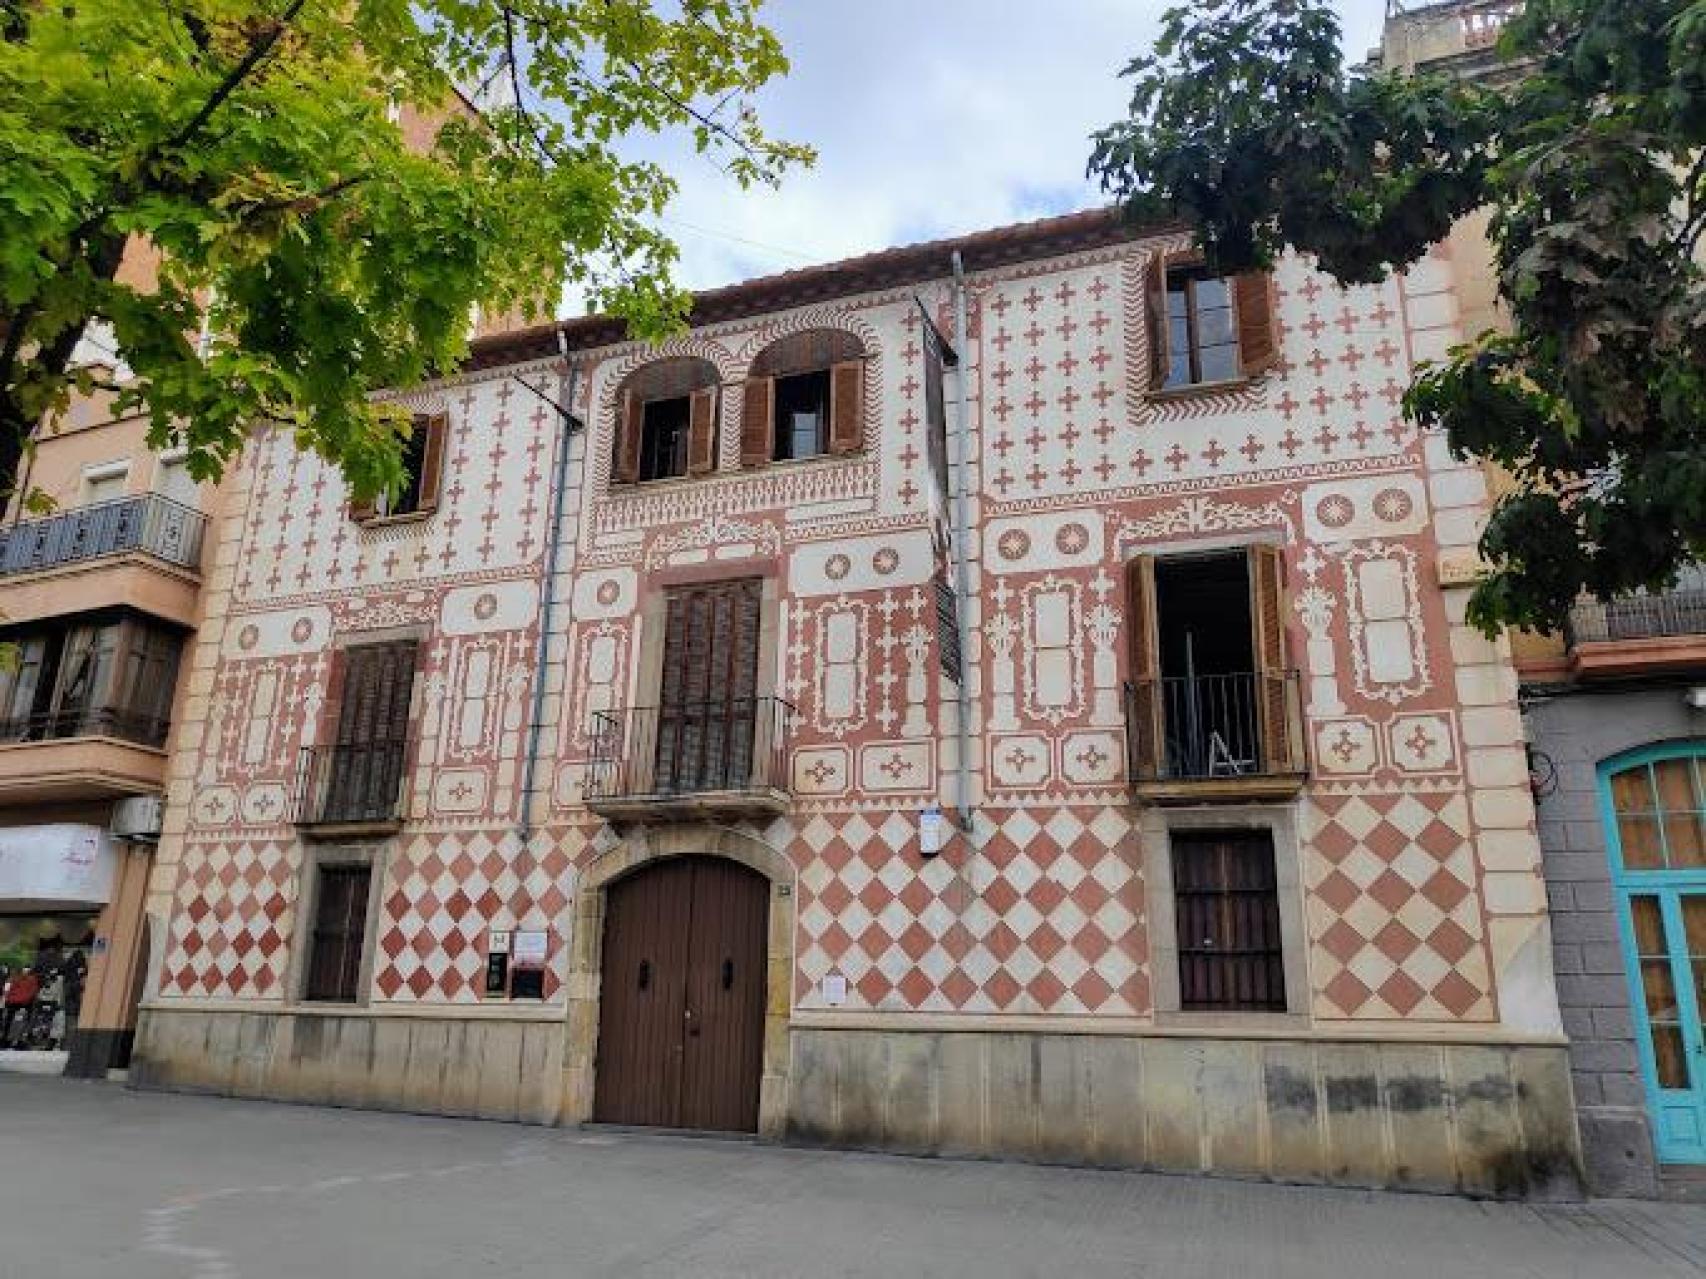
[612,357,720,484]
[743,329,865,465]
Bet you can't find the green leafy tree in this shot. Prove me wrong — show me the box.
[0,0,810,503]
[1089,0,1706,633]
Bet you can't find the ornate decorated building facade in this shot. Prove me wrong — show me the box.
[132,208,1582,1196]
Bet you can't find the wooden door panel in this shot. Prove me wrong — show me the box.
[593,860,693,1127]
[679,858,769,1133]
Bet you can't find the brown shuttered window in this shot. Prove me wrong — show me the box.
[1171,831,1286,1012]
[322,640,416,823]
[687,387,719,475]
[657,579,762,793]
[1147,257,1278,391]
[1123,555,1162,778]
[615,390,644,484]
[828,359,863,455]
[741,376,774,467]
[350,412,447,521]
[305,864,371,1003]
[1246,544,1292,773]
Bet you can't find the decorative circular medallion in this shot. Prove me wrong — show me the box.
[472,592,499,621]
[595,579,622,606]
[237,624,260,652]
[1054,522,1090,555]
[825,553,852,581]
[871,547,900,576]
[290,617,315,644]
[997,529,1031,561]
[1373,486,1414,523]
[1315,494,1355,529]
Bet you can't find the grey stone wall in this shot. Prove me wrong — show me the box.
[131,1006,566,1124]
[1525,682,1706,1196]
[787,1026,1584,1200]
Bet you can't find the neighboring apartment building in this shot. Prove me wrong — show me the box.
[1377,1,1706,1198]
[0,240,217,1079]
[131,205,1582,1196]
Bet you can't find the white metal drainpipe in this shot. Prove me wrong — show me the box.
[950,251,976,833]
[515,339,579,844]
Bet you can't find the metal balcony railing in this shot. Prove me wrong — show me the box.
[1565,589,1706,646]
[0,494,206,577]
[585,697,793,804]
[295,740,410,828]
[0,706,170,749]
[1125,671,1305,785]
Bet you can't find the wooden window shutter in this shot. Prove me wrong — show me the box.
[1246,545,1294,773]
[415,413,449,514]
[334,640,418,746]
[740,376,773,467]
[1145,251,1171,390]
[614,390,643,484]
[1234,271,1279,376]
[828,359,863,455]
[687,386,719,475]
[1123,555,1163,778]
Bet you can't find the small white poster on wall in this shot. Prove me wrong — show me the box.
[821,973,848,1007]
[512,930,548,966]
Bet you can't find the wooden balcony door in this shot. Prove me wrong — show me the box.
[323,640,417,822]
[593,856,769,1132]
[655,579,761,794]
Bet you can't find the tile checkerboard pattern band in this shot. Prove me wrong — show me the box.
[161,840,297,997]
[1303,790,1494,1021]
[791,804,1148,1015]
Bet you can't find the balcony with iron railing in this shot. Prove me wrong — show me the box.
[294,740,410,838]
[1124,670,1307,803]
[0,494,209,629]
[584,697,793,822]
[1563,577,1706,679]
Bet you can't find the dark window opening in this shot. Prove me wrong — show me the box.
[1165,272,1240,389]
[1171,830,1286,1012]
[304,864,371,1003]
[384,423,430,516]
[0,612,182,747]
[771,370,831,462]
[639,396,692,482]
[1153,554,1255,777]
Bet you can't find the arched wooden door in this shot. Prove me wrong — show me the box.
[593,856,769,1132]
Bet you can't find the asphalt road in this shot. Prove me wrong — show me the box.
[1,1072,1702,1278]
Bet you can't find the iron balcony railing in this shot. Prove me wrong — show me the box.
[0,494,206,577]
[295,740,410,828]
[1125,671,1305,784]
[585,697,793,803]
[1564,589,1706,646]
[0,706,170,749]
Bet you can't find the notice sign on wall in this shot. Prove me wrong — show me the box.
[512,929,548,966]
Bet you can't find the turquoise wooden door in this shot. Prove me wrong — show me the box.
[1603,749,1706,1165]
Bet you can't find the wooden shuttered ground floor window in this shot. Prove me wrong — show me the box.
[1170,830,1287,1012]
[305,864,372,1003]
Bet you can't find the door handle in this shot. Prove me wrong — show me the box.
[638,959,650,991]
[685,1006,700,1037]
[722,958,734,991]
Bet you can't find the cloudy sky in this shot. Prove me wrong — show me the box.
[626,1,1388,297]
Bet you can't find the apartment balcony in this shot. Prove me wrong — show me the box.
[0,495,208,628]
[584,697,793,823]
[1564,585,1706,680]
[294,740,410,839]
[1125,671,1307,804]
[0,707,171,803]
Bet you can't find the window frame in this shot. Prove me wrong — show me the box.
[770,368,833,463]
[1140,804,1309,1024]
[637,393,694,484]
[351,412,447,525]
[1164,269,1241,391]
[293,847,387,1007]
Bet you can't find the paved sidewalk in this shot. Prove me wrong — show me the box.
[1,1074,1702,1278]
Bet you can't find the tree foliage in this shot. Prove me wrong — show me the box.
[1089,0,1706,633]
[0,0,810,501]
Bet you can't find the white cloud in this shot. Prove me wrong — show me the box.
[605,0,1390,301]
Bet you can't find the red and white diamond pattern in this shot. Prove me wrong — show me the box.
[373,830,580,1002]
[160,840,297,998]
[792,804,1147,1015]
[1304,790,1493,1021]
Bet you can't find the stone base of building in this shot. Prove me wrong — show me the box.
[132,1008,1585,1199]
[131,1005,566,1123]
[787,1025,1585,1200]
[64,1027,135,1079]
[1575,1104,1660,1199]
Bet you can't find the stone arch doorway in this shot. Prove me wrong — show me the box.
[563,825,794,1136]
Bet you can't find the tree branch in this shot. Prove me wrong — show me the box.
[162,0,310,157]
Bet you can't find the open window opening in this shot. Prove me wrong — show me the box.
[351,413,446,521]
[612,358,720,485]
[639,396,692,482]
[771,369,832,462]
[1145,254,1279,393]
